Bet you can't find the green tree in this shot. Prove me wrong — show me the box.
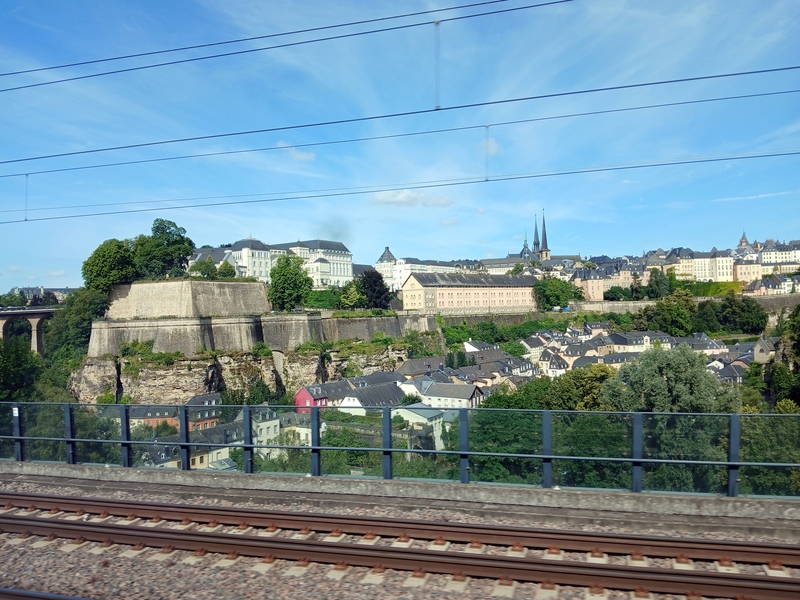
[769,363,796,404]
[600,345,740,493]
[401,393,423,406]
[604,286,632,301]
[81,238,137,294]
[645,269,671,299]
[0,291,27,307]
[633,289,697,336]
[339,281,367,309]
[0,337,41,402]
[601,345,739,413]
[500,341,526,358]
[304,288,342,309]
[532,279,581,311]
[359,270,392,310]
[43,288,109,355]
[692,300,722,333]
[188,256,218,279]
[132,219,194,279]
[506,263,524,275]
[217,261,236,279]
[268,255,313,311]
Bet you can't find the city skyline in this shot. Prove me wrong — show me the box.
[1,0,799,288]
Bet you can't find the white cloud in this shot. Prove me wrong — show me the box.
[440,218,459,227]
[476,207,485,214]
[480,137,500,156]
[48,270,66,277]
[712,191,794,203]
[370,190,452,207]
[275,141,316,162]
[7,266,22,273]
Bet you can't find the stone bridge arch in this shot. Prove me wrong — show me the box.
[0,308,56,355]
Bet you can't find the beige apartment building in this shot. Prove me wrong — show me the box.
[402,273,537,315]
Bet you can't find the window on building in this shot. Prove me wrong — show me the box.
[191,458,196,466]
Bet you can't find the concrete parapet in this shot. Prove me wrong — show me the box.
[1,462,797,521]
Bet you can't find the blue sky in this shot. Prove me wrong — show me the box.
[1,0,798,289]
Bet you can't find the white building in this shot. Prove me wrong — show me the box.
[189,238,353,288]
[375,247,471,292]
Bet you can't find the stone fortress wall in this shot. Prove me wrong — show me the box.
[90,280,437,357]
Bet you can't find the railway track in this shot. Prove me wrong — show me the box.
[1,491,798,599]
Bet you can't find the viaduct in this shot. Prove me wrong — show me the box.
[0,307,56,355]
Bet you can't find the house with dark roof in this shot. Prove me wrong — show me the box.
[396,356,447,377]
[339,383,406,415]
[608,331,673,353]
[294,380,355,410]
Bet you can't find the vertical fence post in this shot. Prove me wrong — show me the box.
[382,407,393,480]
[727,413,741,498]
[179,405,190,470]
[242,406,254,474]
[310,407,321,477]
[119,405,132,468]
[459,408,469,484]
[632,412,643,493]
[64,404,76,465]
[12,403,23,462]
[542,410,552,488]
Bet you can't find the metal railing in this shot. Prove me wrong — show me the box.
[1,402,798,498]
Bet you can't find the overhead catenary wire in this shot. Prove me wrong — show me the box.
[3,64,799,166]
[1,147,797,225]
[0,0,512,77]
[0,1,572,93]
[1,88,796,181]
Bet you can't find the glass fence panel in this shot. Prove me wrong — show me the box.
[320,407,382,477]
[130,404,181,469]
[21,403,65,461]
[250,406,310,475]
[642,414,728,494]
[552,412,632,490]
[74,404,122,466]
[468,409,543,485]
[389,407,458,481]
[740,415,800,497]
[189,402,245,473]
[0,404,12,459]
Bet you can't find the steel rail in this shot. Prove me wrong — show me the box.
[1,515,798,599]
[0,590,92,600]
[1,491,798,566]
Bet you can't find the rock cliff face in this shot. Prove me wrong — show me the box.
[69,346,409,404]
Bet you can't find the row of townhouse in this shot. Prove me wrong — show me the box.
[585,235,800,288]
[743,274,800,296]
[189,237,356,288]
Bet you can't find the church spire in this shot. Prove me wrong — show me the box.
[533,215,540,253]
[541,210,549,251]
[540,210,551,261]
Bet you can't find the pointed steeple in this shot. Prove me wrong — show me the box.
[533,215,540,253]
[540,210,551,261]
[541,210,549,251]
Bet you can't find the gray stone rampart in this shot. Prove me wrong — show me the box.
[88,316,265,356]
[260,315,324,350]
[107,280,270,319]
[1,462,797,520]
[89,313,437,356]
